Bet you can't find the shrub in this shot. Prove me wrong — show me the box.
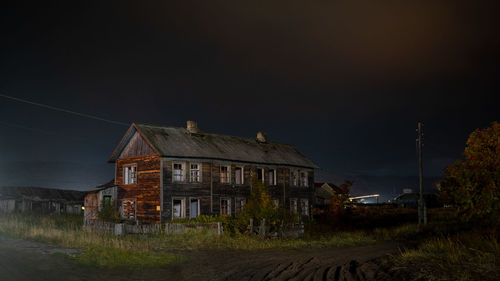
[97,199,120,223]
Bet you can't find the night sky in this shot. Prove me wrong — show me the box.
[1,1,499,200]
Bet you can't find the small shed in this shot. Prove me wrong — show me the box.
[84,180,118,225]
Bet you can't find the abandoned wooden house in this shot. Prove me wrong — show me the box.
[0,186,84,214]
[84,121,318,225]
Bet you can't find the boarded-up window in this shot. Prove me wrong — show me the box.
[220,198,231,215]
[235,167,243,184]
[123,165,137,185]
[220,166,230,183]
[122,200,136,220]
[190,163,201,182]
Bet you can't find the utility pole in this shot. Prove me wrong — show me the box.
[416,122,427,225]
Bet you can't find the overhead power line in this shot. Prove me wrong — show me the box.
[0,91,129,126]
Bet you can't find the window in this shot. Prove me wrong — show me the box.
[300,171,308,187]
[190,163,201,182]
[189,198,200,219]
[172,198,185,218]
[220,165,230,183]
[256,168,264,183]
[268,169,276,185]
[173,163,184,182]
[102,195,112,206]
[235,167,244,185]
[300,199,309,216]
[290,198,298,212]
[235,198,246,212]
[121,199,136,220]
[123,165,137,185]
[273,199,279,210]
[291,170,298,186]
[220,198,231,215]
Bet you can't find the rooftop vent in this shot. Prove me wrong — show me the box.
[186,120,199,134]
[256,131,267,143]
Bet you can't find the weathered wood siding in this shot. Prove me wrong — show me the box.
[161,159,314,221]
[119,132,155,159]
[116,155,161,224]
[84,193,98,225]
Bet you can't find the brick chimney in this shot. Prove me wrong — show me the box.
[186,120,199,134]
[256,131,267,143]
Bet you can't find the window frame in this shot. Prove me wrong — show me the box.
[268,169,277,186]
[290,198,298,213]
[220,197,232,215]
[235,197,246,213]
[189,163,202,183]
[172,162,185,183]
[300,171,308,187]
[220,165,231,184]
[189,198,200,219]
[300,198,309,216]
[256,167,264,184]
[291,169,298,186]
[273,199,279,210]
[123,164,137,185]
[234,166,244,185]
[172,197,186,219]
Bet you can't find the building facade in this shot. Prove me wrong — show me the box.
[88,121,318,224]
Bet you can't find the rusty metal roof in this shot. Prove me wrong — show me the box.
[109,123,319,168]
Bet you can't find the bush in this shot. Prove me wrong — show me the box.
[97,199,120,223]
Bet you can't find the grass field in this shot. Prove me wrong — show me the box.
[0,213,376,267]
[0,211,498,280]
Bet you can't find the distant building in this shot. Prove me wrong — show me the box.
[392,193,440,208]
[314,182,348,207]
[0,186,84,214]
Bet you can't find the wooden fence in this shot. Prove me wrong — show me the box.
[165,222,222,235]
[83,221,222,236]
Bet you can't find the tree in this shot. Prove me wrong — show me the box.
[97,199,120,223]
[439,122,500,229]
[235,179,297,234]
[326,180,352,229]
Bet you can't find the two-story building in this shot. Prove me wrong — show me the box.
[85,121,318,225]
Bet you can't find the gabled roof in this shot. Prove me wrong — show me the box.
[85,179,117,194]
[109,123,319,168]
[314,182,345,194]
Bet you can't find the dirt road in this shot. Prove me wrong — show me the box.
[0,236,400,281]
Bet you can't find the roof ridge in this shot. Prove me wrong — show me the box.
[135,122,295,147]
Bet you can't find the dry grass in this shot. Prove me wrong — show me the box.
[0,213,377,267]
[390,232,500,281]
